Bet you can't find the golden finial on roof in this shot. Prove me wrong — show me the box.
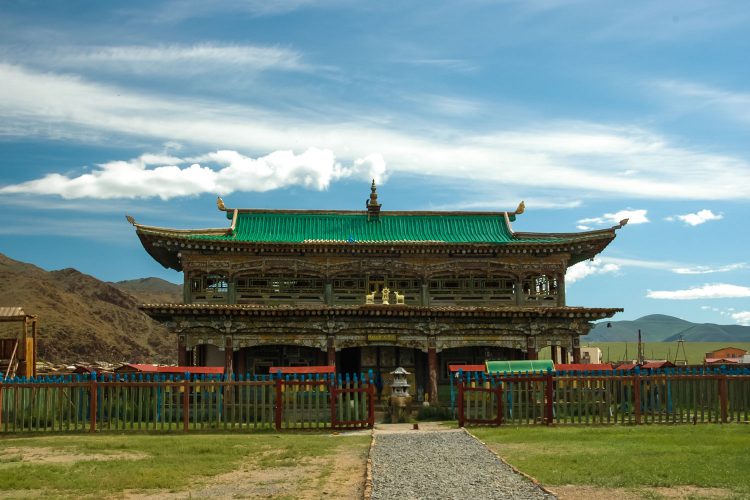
[125,215,136,226]
[366,179,381,220]
[618,218,629,227]
[515,201,525,214]
[217,196,226,211]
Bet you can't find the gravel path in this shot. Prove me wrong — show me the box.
[370,429,555,500]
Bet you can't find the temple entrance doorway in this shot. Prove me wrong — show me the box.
[237,345,324,375]
[337,347,361,375]
[359,346,427,402]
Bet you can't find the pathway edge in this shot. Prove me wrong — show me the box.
[461,427,558,498]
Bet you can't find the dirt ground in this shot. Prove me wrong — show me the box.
[552,484,735,500]
[0,446,148,464]
[122,434,370,499]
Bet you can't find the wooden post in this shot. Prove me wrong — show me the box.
[89,375,98,433]
[178,336,188,366]
[633,372,641,425]
[719,373,728,424]
[330,377,338,429]
[551,345,559,364]
[545,371,554,425]
[0,381,3,429]
[275,376,283,431]
[327,338,336,368]
[182,377,190,432]
[428,346,438,404]
[457,376,465,428]
[224,337,233,377]
[527,346,538,360]
[31,318,37,378]
[367,378,375,428]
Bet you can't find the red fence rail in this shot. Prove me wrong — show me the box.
[457,368,750,426]
[0,372,375,433]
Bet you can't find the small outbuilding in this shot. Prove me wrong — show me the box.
[0,307,37,378]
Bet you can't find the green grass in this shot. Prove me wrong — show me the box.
[0,432,370,496]
[539,342,750,365]
[472,425,750,496]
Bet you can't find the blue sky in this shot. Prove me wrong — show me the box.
[1,0,749,326]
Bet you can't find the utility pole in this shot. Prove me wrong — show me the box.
[637,329,644,365]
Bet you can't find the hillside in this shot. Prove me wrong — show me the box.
[586,314,750,342]
[112,277,182,304]
[0,253,174,364]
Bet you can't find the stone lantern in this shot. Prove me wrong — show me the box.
[388,367,412,423]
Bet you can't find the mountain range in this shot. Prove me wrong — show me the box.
[0,252,181,364]
[3,250,749,363]
[585,314,750,342]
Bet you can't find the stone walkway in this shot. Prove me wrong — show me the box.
[369,424,555,500]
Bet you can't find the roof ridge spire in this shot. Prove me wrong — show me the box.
[366,179,381,221]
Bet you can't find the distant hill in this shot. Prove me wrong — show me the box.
[585,314,750,342]
[113,277,182,304]
[0,253,175,364]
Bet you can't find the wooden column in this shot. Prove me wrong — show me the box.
[514,276,523,306]
[551,345,559,364]
[224,337,234,376]
[31,318,37,377]
[327,337,336,367]
[428,346,438,404]
[527,346,538,360]
[557,272,566,306]
[178,336,188,366]
[324,283,333,305]
[572,336,581,363]
[183,274,191,303]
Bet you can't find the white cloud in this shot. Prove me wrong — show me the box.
[435,198,581,211]
[672,263,746,274]
[3,64,750,201]
[36,43,309,75]
[578,209,649,227]
[0,149,387,200]
[566,260,621,284]
[731,311,750,326]
[670,209,723,226]
[655,80,750,125]
[647,283,750,300]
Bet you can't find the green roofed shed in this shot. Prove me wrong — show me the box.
[485,359,554,374]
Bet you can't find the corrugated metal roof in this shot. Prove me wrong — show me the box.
[189,212,534,244]
[0,307,26,318]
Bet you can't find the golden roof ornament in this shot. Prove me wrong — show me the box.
[366,179,381,221]
[125,215,136,226]
[217,196,226,211]
[515,201,525,215]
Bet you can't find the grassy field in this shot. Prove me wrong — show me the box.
[0,432,370,498]
[539,342,750,365]
[472,425,750,499]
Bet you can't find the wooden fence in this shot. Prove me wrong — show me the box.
[0,372,374,433]
[457,367,750,427]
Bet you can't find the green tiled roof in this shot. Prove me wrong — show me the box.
[191,212,526,244]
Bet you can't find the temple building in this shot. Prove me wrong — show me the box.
[130,182,625,402]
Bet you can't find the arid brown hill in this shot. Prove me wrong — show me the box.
[112,277,183,304]
[0,253,175,364]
